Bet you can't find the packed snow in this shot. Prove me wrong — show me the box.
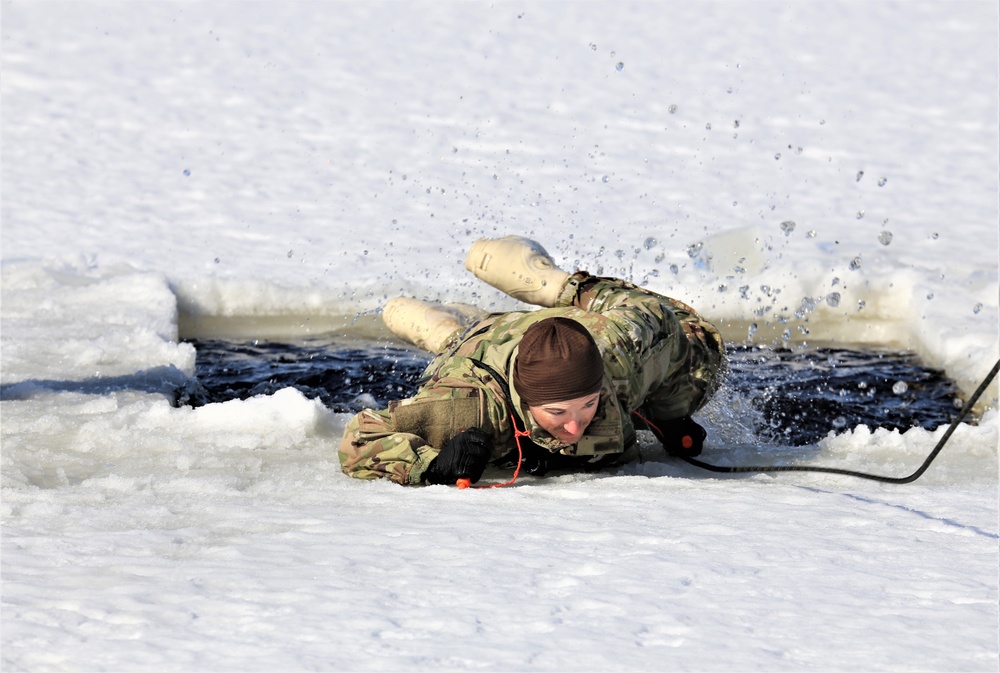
[2,1,998,671]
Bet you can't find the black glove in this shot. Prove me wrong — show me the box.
[640,414,706,458]
[518,438,554,477]
[423,428,493,485]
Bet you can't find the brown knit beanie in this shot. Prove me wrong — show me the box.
[512,317,604,406]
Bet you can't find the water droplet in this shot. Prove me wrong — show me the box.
[668,104,678,114]
[601,175,610,183]
[826,292,841,307]
[780,220,796,236]
[747,323,758,339]
[687,242,703,258]
[644,237,657,250]
[590,43,598,51]
[849,256,862,270]
[733,120,740,128]
[973,303,983,314]
[926,292,934,300]
[795,297,817,318]
[892,381,908,395]
[183,169,191,176]
[615,62,624,72]
[774,152,781,160]
[213,257,221,264]
[878,231,893,245]
[781,327,792,342]
[832,416,848,429]
[832,277,841,287]
[878,177,887,187]
[857,300,866,311]
[287,250,294,258]
[706,123,713,130]
[857,381,868,390]
[931,232,939,240]
[795,146,803,155]
[807,230,817,238]
[856,170,864,182]
[669,263,679,275]
[856,210,865,220]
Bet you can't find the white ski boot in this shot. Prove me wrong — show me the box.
[464,236,571,307]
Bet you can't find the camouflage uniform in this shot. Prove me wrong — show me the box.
[338,273,725,484]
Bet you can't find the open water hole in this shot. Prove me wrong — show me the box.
[179,338,963,447]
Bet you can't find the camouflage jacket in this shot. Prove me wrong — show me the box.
[338,274,725,484]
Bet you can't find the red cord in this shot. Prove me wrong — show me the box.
[459,413,527,489]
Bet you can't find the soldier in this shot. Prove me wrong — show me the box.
[338,236,726,487]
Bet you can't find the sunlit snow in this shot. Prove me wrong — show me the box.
[2,2,997,671]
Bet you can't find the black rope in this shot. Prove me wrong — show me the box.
[678,358,1000,484]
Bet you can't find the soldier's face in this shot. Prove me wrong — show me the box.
[528,392,601,444]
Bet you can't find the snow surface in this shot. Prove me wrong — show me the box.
[2,1,998,671]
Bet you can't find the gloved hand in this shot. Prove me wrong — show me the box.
[659,416,706,457]
[636,413,706,458]
[423,428,493,485]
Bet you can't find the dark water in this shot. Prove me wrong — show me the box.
[180,339,962,446]
[723,345,961,444]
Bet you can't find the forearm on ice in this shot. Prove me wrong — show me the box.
[338,409,438,485]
